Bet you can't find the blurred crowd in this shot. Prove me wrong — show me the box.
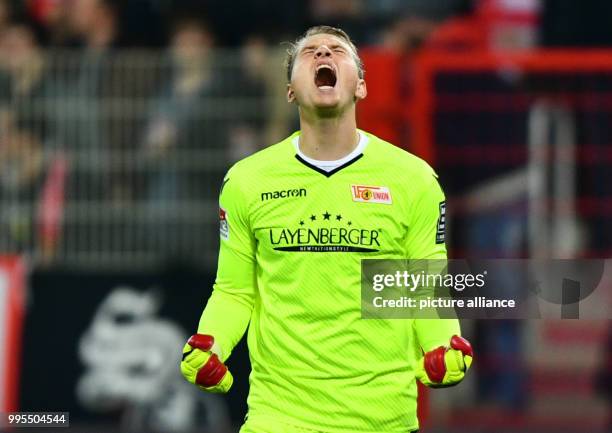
[0,0,435,257]
[0,0,302,258]
[4,0,612,219]
[0,0,541,212]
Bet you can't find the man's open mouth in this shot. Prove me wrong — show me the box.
[315,65,337,89]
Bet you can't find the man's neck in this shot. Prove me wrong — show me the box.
[298,108,360,161]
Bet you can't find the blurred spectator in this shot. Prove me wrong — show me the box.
[51,0,158,203]
[51,0,123,157]
[380,15,437,54]
[139,16,230,258]
[144,16,211,152]
[0,0,13,111]
[142,16,225,203]
[25,0,73,46]
[357,14,437,146]
[0,129,45,252]
[0,21,70,262]
[67,0,121,49]
[256,38,300,147]
[225,36,266,160]
[0,22,51,140]
[227,33,306,156]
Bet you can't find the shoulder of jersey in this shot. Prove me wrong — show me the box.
[363,131,438,179]
[226,134,295,180]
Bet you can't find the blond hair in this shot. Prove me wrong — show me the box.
[284,25,364,82]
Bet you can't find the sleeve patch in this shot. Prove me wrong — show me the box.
[219,207,229,240]
[436,201,446,244]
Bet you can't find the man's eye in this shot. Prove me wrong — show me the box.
[334,48,346,54]
[302,49,314,55]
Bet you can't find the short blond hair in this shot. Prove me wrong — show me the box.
[284,25,364,82]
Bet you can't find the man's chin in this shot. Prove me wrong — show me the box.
[310,96,346,116]
[296,92,353,117]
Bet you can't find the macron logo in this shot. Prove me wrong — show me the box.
[261,188,307,201]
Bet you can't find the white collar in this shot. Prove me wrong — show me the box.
[293,132,368,171]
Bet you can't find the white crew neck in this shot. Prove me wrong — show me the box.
[293,132,368,172]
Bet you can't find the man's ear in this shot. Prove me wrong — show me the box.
[287,84,296,103]
[355,78,367,101]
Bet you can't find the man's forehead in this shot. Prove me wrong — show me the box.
[297,33,352,50]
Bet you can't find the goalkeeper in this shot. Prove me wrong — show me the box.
[181,25,473,433]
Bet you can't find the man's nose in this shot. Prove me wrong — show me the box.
[314,46,332,58]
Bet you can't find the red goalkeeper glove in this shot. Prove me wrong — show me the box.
[180,334,233,393]
[416,335,473,388]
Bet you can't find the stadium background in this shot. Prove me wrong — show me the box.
[0,0,611,432]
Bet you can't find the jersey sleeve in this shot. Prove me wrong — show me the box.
[197,167,257,361]
[407,167,461,352]
[406,171,447,259]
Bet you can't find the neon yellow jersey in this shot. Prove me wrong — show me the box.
[198,130,460,433]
